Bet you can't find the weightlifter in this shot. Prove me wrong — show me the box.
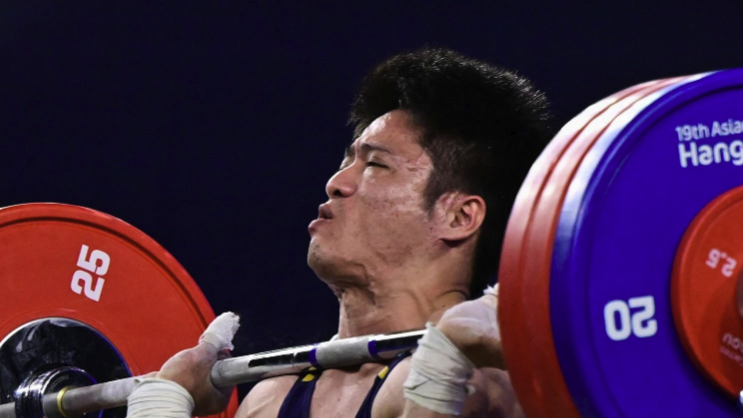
[125,47,552,418]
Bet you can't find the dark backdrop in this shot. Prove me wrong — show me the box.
[1,1,741,399]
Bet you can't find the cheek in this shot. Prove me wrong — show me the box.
[356,180,431,236]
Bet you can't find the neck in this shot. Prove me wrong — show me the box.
[331,257,470,339]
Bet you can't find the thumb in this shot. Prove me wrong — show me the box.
[479,284,500,339]
[486,282,499,297]
[472,283,498,311]
[199,312,241,356]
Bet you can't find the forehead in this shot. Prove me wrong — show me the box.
[350,110,426,159]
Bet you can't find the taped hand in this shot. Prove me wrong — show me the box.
[436,285,504,369]
[156,312,240,416]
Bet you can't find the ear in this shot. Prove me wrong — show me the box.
[436,192,486,242]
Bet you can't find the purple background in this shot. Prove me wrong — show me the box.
[1,1,742,400]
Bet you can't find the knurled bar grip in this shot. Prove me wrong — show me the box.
[0,329,424,418]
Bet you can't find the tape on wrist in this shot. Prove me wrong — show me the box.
[126,378,194,418]
[403,323,475,415]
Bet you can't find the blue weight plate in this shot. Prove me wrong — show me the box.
[550,69,743,417]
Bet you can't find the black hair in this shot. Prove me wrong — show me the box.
[349,47,553,298]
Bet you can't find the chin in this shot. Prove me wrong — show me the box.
[307,241,362,284]
[307,239,335,277]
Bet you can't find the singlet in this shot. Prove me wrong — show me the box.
[277,353,411,418]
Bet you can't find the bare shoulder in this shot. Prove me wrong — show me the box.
[371,359,522,418]
[235,375,298,418]
[371,357,411,418]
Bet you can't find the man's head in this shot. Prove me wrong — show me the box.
[308,47,551,298]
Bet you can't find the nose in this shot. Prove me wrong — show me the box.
[325,166,357,199]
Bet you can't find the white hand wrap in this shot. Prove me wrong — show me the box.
[403,323,475,415]
[483,284,500,341]
[126,312,240,418]
[126,378,194,418]
[200,311,241,351]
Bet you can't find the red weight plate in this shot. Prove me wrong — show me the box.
[672,185,743,398]
[502,77,662,271]
[0,203,238,418]
[499,76,691,418]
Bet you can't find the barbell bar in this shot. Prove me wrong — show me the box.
[0,328,424,418]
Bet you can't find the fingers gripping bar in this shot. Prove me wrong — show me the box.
[0,329,425,418]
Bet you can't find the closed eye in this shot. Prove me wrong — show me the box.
[365,161,387,168]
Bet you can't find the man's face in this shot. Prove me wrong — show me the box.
[308,110,439,283]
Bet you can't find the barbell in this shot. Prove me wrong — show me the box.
[1,68,742,418]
